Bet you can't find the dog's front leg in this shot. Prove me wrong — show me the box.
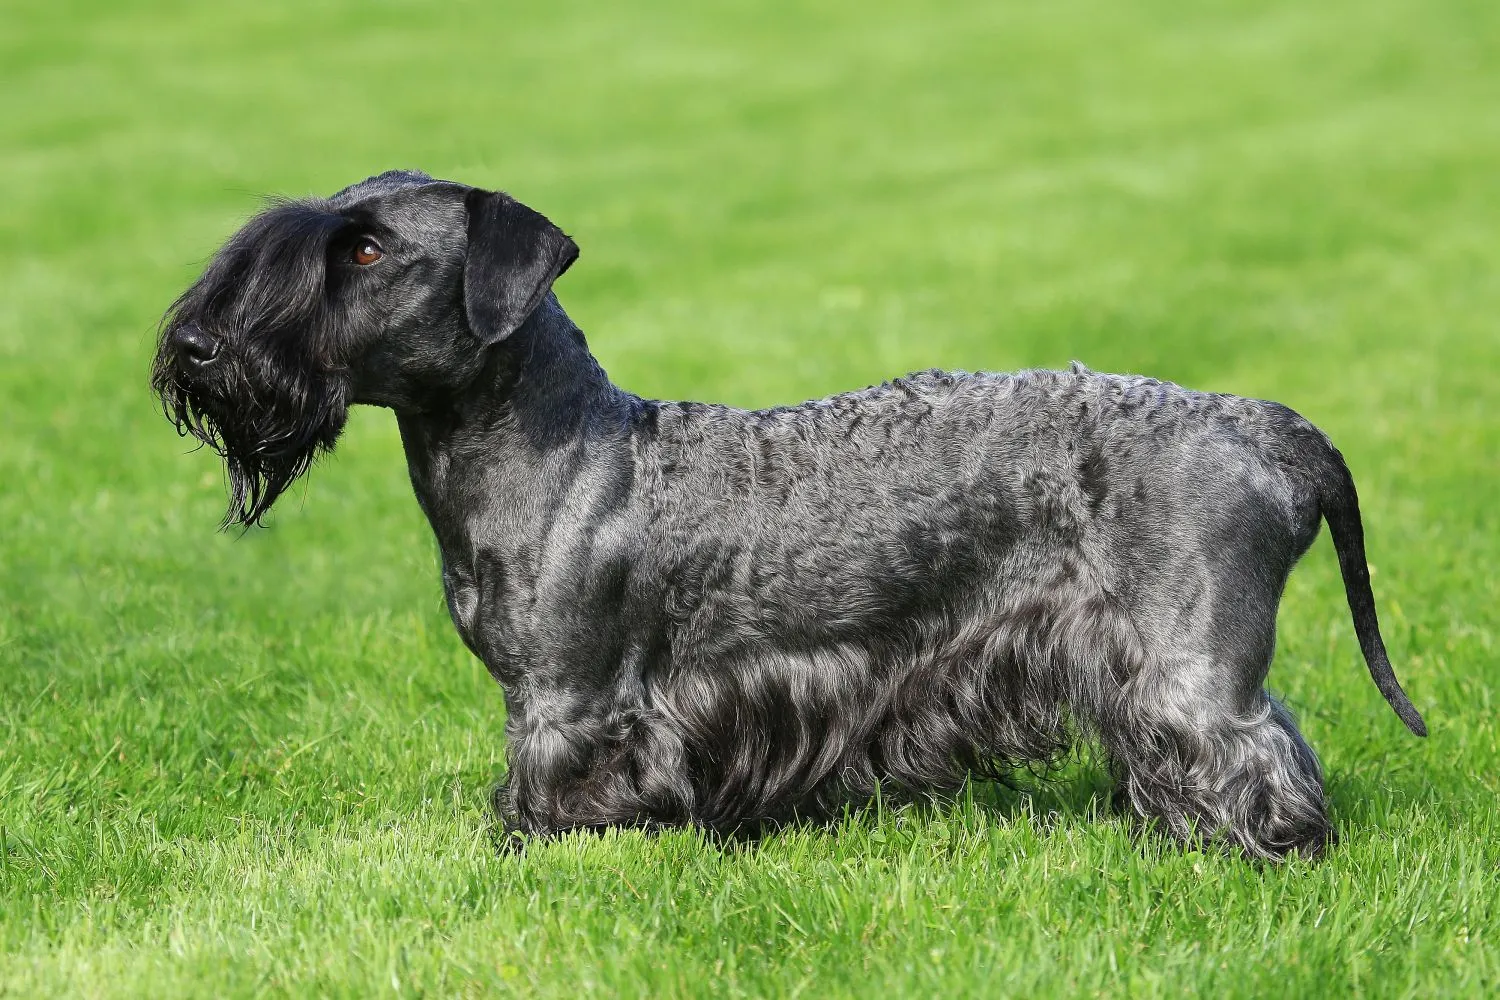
[494,688,694,837]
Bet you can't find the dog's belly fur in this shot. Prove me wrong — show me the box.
[428,367,1322,834]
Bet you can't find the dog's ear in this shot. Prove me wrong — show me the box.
[463,189,579,345]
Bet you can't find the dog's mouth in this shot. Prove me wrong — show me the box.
[151,341,350,528]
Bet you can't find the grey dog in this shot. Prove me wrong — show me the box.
[152,170,1426,860]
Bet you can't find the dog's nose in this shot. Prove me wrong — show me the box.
[172,325,221,367]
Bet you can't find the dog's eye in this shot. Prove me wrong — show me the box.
[352,238,384,266]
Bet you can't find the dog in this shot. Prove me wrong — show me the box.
[152,170,1426,860]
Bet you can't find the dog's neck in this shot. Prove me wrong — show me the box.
[394,297,636,559]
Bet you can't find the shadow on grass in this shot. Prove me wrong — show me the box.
[481,752,1128,858]
[478,747,1452,868]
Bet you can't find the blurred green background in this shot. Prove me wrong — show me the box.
[2,1,1497,996]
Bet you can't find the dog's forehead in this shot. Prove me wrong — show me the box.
[328,169,439,204]
[329,173,468,245]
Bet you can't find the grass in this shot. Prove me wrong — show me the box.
[2,0,1498,995]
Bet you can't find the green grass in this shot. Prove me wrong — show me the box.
[3,0,1498,995]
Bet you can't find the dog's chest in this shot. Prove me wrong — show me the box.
[436,548,545,684]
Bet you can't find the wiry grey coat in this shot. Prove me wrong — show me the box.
[153,171,1425,861]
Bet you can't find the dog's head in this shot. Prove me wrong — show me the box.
[151,171,578,526]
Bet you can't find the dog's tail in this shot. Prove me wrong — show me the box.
[1297,425,1427,737]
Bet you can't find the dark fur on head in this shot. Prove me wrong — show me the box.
[152,200,357,525]
[151,170,577,527]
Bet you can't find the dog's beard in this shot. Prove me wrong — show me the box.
[152,346,349,528]
[152,199,359,527]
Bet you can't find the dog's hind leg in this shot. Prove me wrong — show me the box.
[1103,674,1330,860]
[1093,463,1331,859]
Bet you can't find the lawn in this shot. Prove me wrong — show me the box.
[2,0,1498,995]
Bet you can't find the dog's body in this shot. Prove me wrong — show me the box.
[153,171,1425,860]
